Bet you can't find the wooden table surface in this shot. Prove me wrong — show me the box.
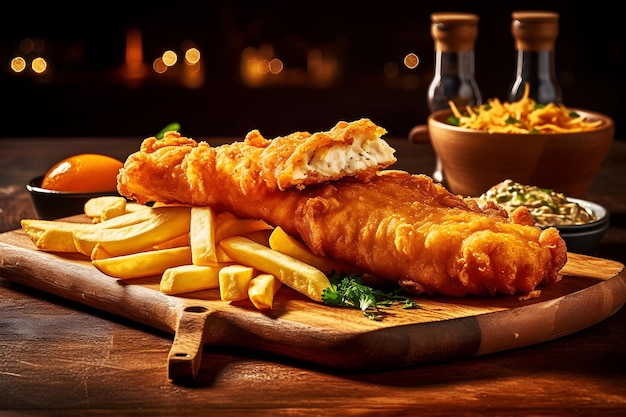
[1,136,625,416]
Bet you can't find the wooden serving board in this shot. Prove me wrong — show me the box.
[1,222,625,382]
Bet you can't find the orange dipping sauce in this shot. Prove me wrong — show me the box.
[41,154,124,192]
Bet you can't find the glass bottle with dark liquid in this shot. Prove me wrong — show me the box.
[509,11,562,105]
[428,13,482,183]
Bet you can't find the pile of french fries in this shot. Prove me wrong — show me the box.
[21,196,351,310]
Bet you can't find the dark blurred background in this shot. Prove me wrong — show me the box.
[1,0,623,140]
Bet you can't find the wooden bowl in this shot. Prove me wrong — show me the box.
[427,108,614,198]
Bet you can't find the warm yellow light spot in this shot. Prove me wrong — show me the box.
[11,57,27,72]
[31,57,47,73]
[404,52,419,69]
[184,48,201,65]
[162,50,178,66]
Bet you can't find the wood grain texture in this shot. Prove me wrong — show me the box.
[2,222,624,383]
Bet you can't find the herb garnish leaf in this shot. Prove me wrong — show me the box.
[322,272,420,321]
[156,122,181,139]
[446,116,460,126]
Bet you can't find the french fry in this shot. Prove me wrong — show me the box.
[73,206,191,257]
[99,198,128,222]
[215,245,233,263]
[21,219,95,252]
[21,206,164,253]
[160,264,221,294]
[85,204,164,229]
[220,236,331,302]
[219,264,256,302]
[22,196,344,309]
[214,211,273,243]
[208,215,275,264]
[124,202,150,213]
[248,273,282,310]
[269,226,352,275]
[92,234,186,260]
[153,233,190,250]
[90,243,114,260]
[85,200,152,229]
[92,246,192,279]
[21,210,157,255]
[84,196,127,219]
[190,206,218,266]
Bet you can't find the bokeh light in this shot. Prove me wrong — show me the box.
[162,50,178,67]
[404,53,419,69]
[153,57,168,74]
[31,57,48,74]
[184,47,201,65]
[11,57,27,73]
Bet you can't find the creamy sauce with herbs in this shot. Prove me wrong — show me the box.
[478,179,597,227]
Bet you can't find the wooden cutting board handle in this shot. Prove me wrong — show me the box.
[167,305,215,382]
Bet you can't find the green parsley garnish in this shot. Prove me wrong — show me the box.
[446,116,460,126]
[322,272,420,321]
[156,122,181,139]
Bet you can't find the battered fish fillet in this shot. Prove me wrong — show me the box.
[117,121,567,297]
[127,118,395,198]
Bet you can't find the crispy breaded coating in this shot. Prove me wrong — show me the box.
[285,171,565,297]
[127,118,395,198]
